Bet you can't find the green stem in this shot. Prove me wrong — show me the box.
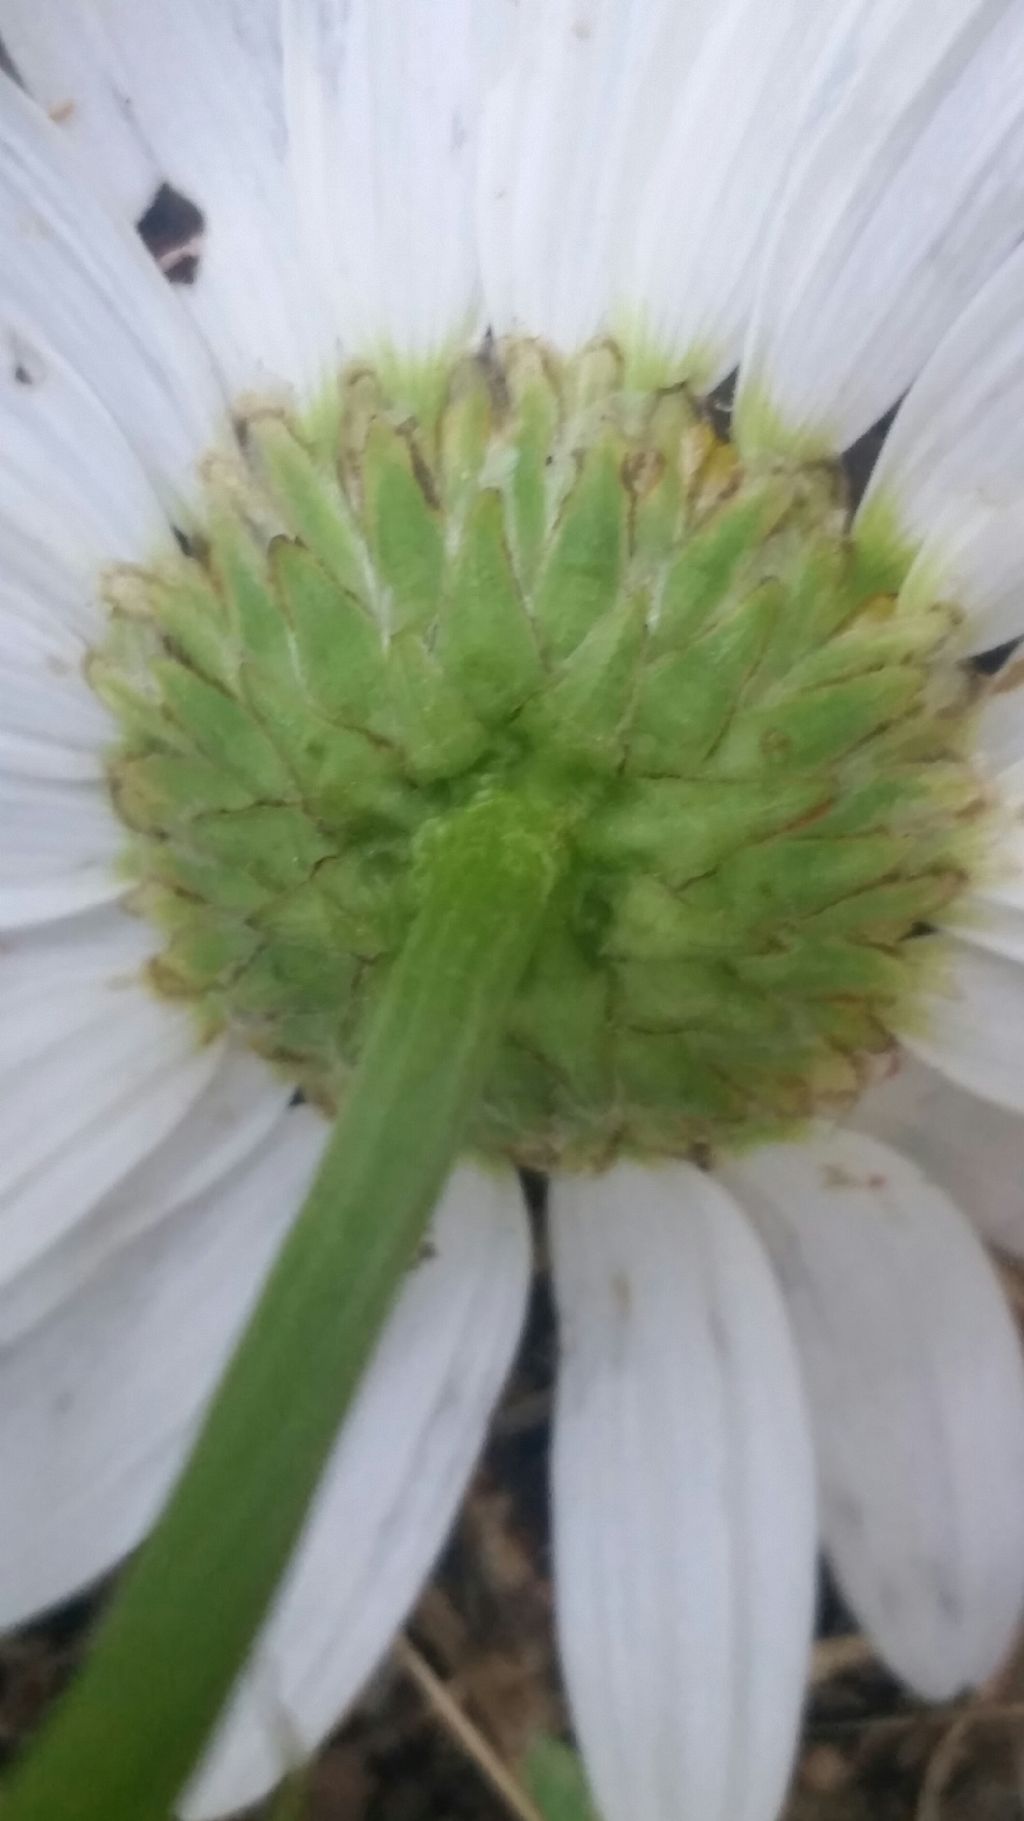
[3,791,561,1821]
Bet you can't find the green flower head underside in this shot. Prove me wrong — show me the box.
[91,338,986,1170]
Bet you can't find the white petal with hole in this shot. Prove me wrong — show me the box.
[0,912,225,1284]
[0,77,222,509]
[550,1163,816,1821]
[854,1052,1024,1260]
[0,777,124,927]
[861,246,1024,649]
[183,1164,531,1821]
[4,0,326,399]
[285,0,510,364]
[478,0,712,352]
[627,0,857,379]
[901,934,1024,1114]
[728,1130,1024,1696]
[0,1046,293,1347]
[0,1107,326,1628]
[737,1,1024,456]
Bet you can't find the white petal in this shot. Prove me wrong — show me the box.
[478,0,712,353]
[969,822,1024,915]
[183,1164,531,1821]
[860,245,1024,649]
[0,776,124,928]
[0,735,104,786]
[737,1,1024,456]
[958,707,1024,964]
[0,900,154,982]
[0,913,225,1283]
[550,1163,816,1821]
[0,1107,326,1627]
[854,1050,1024,1260]
[977,684,1024,774]
[901,933,1024,1114]
[0,346,159,783]
[4,0,325,400]
[0,623,110,781]
[0,351,170,653]
[0,1046,292,1346]
[946,890,1024,967]
[627,0,856,378]
[728,1130,1024,1696]
[1,12,155,219]
[284,0,507,363]
[0,77,222,509]
[0,581,88,660]
[936,766,1024,964]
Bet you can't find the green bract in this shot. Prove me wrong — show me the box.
[91,341,984,1167]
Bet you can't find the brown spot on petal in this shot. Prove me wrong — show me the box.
[6,329,45,388]
[822,1164,888,1192]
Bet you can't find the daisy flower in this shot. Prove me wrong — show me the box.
[5,2,1024,1818]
